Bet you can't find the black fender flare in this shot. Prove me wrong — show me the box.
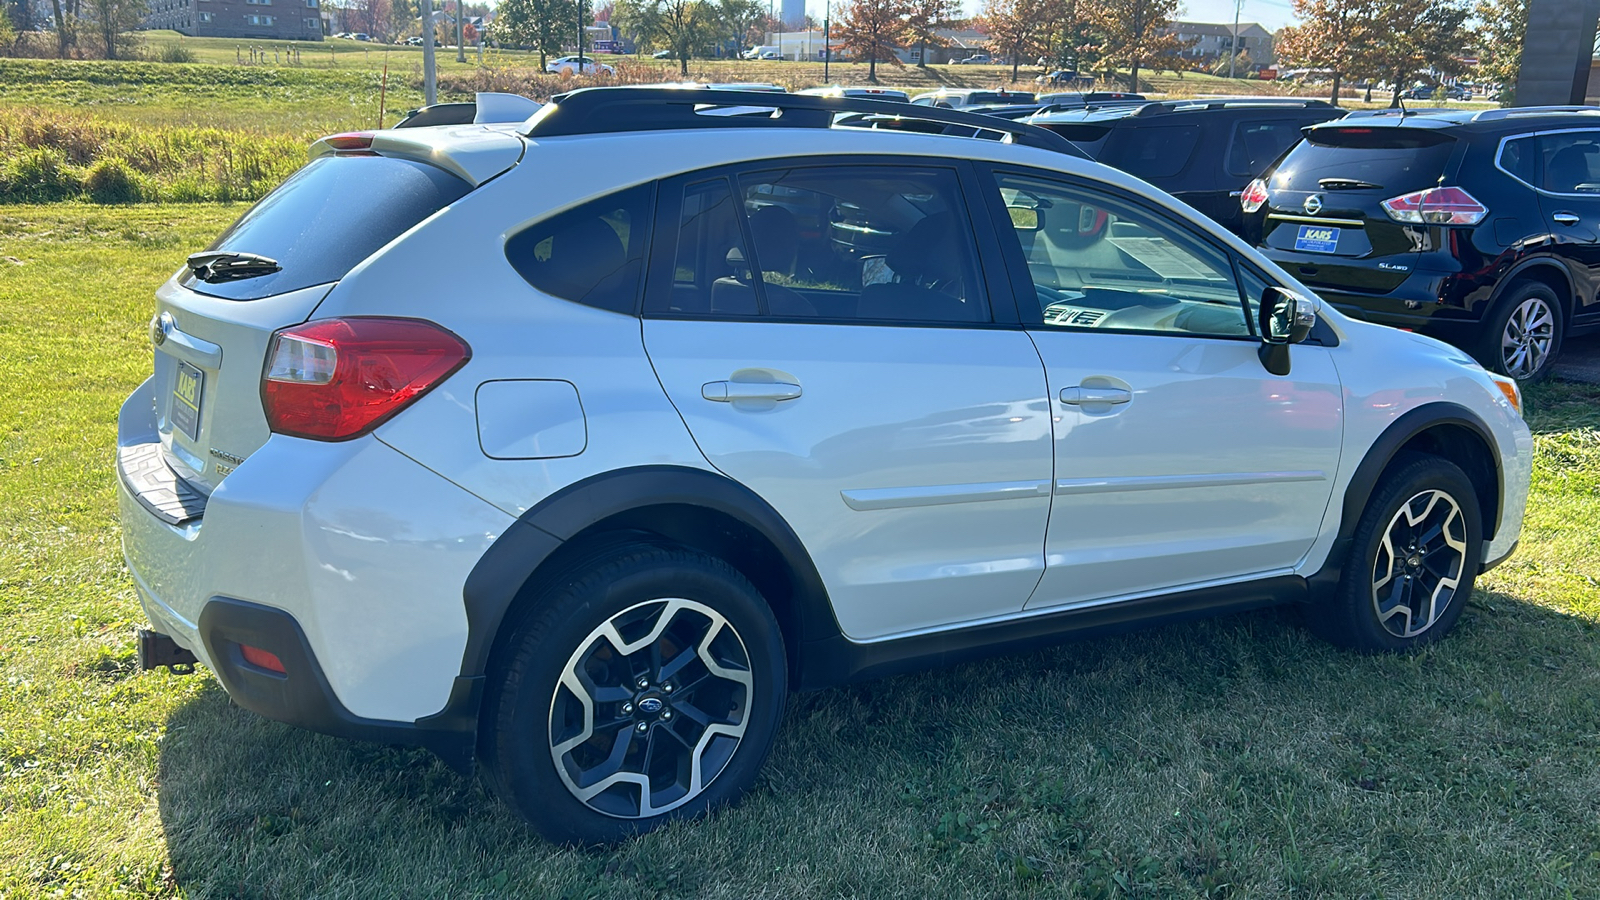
[456,464,839,683]
[1307,400,1502,598]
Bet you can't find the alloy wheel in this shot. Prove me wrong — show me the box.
[548,598,753,819]
[1371,489,1468,639]
[1500,296,1556,379]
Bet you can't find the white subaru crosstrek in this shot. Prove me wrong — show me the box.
[119,88,1533,845]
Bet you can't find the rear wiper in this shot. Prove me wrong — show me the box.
[186,251,281,283]
[1318,177,1383,191]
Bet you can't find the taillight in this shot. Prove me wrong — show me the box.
[262,317,470,441]
[324,132,374,151]
[1380,186,1488,225]
[1241,178,1269,214]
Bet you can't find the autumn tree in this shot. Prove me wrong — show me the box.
[493,0,571,66]
[1096,0,1185,91]
[1473,0,1527,106]
[980,0,1042,81]
[1038,0,1103,72]
[1273,0,1371,105]
[902,0,956,66]
[835,0,907,82]
[716,0,765,53]
[1360,0,1472,106]
[615,0,716,73]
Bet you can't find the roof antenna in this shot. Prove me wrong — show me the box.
[1396,95,1410,117]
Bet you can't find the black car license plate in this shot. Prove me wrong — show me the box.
[171,361,204,442]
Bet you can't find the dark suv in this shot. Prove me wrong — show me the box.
[1028,98,1344,233]
[1245,107,1600,381]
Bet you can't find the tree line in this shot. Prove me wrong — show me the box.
[1276,0,1529,107]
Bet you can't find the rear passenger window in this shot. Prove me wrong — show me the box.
[506,184,652,313]
[646,166,989,324]
[1226,120,1306,178]
[1111,125,1200,180]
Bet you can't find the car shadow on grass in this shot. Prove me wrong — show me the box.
[153,593,1600,898]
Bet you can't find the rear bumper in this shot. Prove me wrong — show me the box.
[196,597,483,772]
[117,377,515,751]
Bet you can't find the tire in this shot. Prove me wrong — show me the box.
[480,542,787,845]
[1477,280,1563,382]
[1308,455,1483,653]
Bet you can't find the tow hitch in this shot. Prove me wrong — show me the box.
[138,629,198,674]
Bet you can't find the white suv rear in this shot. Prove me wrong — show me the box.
[119,88,1532,844]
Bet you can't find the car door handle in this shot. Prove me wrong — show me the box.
[1553,211,1581,226]
[702,381,803,402]
[1060,386,1132,406]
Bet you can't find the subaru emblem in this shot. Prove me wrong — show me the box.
[150,311,174,347]
[638,697,663,714]
[1304,194,1324,215]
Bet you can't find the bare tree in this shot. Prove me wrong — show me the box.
[83,0,143,59]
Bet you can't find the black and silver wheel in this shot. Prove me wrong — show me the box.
[481,543,786,845]
[1479,281,1562,382]
[1309,455,1483,652]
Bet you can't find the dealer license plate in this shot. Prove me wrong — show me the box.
[1294,224,1341,254]
[171,361,204,442]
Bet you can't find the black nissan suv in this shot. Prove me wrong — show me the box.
[1027,98,1344,234]
[1244,106,1600,381]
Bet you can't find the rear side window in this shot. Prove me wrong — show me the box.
[1107,125,1200,180]
[1533,131,1600,194]
[1273,126,1456,194]
[182,155,470,300]
[506,184,653,313]
[1226,120,1309,178]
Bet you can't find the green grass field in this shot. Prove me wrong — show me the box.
[0,203,1598,898]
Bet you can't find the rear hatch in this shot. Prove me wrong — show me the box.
[1260,124,1459,293]
[145,146,486,498]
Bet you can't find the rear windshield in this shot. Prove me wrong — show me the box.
[1273,127,1457,193]
[181,155,471,300]
[968,92,1035,105]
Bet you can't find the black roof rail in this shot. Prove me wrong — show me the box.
[1131,96,1336,116]
[394,102,477,128]
[519,86,1089,158]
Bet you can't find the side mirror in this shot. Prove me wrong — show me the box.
[1257,286,1317,376]
[1006,206,1041,231]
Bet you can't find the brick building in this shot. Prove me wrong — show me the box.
[146,0,325,41]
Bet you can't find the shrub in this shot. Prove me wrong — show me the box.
[0,147,82,202]
[157,42,195,64]
[84,159,141,203]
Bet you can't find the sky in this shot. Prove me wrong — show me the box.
[800,0,1298,32]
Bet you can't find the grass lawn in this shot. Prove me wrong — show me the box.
[0,202,1598,898]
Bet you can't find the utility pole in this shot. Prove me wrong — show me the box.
[822,0,829,80]
[1228,0,1242,80]
[577,0,585,70]
[456,0,465,62]
[422,0,437,104]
